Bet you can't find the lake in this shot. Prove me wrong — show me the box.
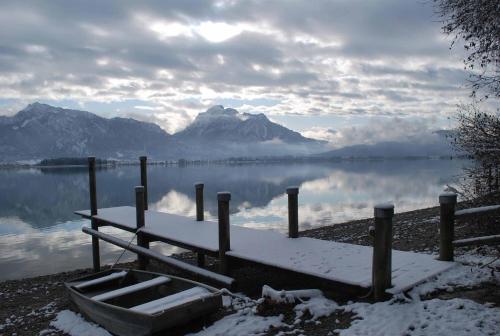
[0,159,467,280]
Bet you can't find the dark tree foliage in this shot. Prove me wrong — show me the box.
[453,103,500,198]
[455,104,500,163]
[435,0,499,98]
[39,157,111,166]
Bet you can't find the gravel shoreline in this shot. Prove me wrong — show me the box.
[1,205,498,335]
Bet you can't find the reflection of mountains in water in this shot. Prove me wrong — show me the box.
[0,159,467,229]
[0,163,332,228]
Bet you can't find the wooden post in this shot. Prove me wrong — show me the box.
[140,156,148,210]
[88,156,100,272]
[286,187,299,238]
[195,183,205,267]
[372,203,394,301]
[217,192,231,275]
[195,183,204,221]
[439,193,457,262]
[135,186,149,270]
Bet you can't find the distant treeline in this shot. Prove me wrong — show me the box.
[38,157,115,166]
[5,154,463,169]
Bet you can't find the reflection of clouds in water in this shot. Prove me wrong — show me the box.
[233,168,453,232]
[301,177,336,192]
[145,165,453,234]
[1,161,463,280]
[0,217,39,235]
[152,190,196,217]
[0,220,182,281]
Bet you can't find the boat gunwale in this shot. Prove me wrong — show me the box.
[65,268,222,319]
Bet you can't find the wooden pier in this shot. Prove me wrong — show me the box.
[77,157,456,301]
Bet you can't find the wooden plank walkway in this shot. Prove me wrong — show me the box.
[76,206,454,294]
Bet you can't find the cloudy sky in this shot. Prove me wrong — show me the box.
[0,0,485,146]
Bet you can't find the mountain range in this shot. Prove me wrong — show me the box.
[0,103,325,161]
[317,130,457,159]
[0,103,458,162]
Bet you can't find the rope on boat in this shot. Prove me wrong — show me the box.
[111,231,138,269]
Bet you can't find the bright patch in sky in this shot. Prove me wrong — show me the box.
[148,19,242,43]
[149,21,193,39]
[196,21,243,42]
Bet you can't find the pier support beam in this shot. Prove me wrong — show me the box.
[439,193,457,261]
[218,192,231,275]
[139,156,148,210]
[195,183,205,267]
[135,186,149,270]
[88,156,100,272]
[372,203,394,301]
[286,187,299,238]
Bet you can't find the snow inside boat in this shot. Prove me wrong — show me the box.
[65,269,223,336]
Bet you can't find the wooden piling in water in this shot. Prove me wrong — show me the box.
[140,156,148,210]
[195,183,204,221]
[372,203,394,301]
[195,183,205,267]
[217,192,231,275]
[286,187,299,238]
[88,156,100,272]
[135,186,149,270]
[439,193,457,261]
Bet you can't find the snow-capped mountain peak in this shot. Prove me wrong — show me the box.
[175,106,318,144]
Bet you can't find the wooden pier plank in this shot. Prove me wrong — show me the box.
[228,231,454,293]
[76,206,455,294]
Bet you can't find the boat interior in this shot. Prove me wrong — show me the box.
[70,269,215,315]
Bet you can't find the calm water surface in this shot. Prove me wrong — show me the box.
[0,160,467,280]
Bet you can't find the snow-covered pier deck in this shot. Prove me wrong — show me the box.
[76,205,454,295]
[78,156,456,300]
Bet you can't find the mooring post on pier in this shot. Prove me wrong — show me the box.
[286,186,299,238]
[439,193,457,262]
[372,203,394,301]
[88,156,100,272]
[195,183,206,267]
[195,183,204,221]
[218,192,231,275]
[135,186,149,270]
[139,156,148,210]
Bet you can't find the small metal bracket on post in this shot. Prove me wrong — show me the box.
[286,187,299,238]
[372,203,394,301]
[135,186,149,270]
[139,156,148,210]
[368,226,375,238]
[439,193,457,262]
[195,183,205,267]
[88,156,100,272]
[217,192,231,275]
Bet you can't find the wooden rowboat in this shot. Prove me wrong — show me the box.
[65,268,223,336]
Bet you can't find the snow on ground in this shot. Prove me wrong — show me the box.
[339,297,499,336]
[48,310,111,336]
[294,296,339,321]
[337,253,500,335]
[190,309,284,336]
[189,290,285,336]
[409,261,498,297]
[336,253,499,335]
[262,285,323,304]
[46,252,498,336]
[1,302,57,333]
